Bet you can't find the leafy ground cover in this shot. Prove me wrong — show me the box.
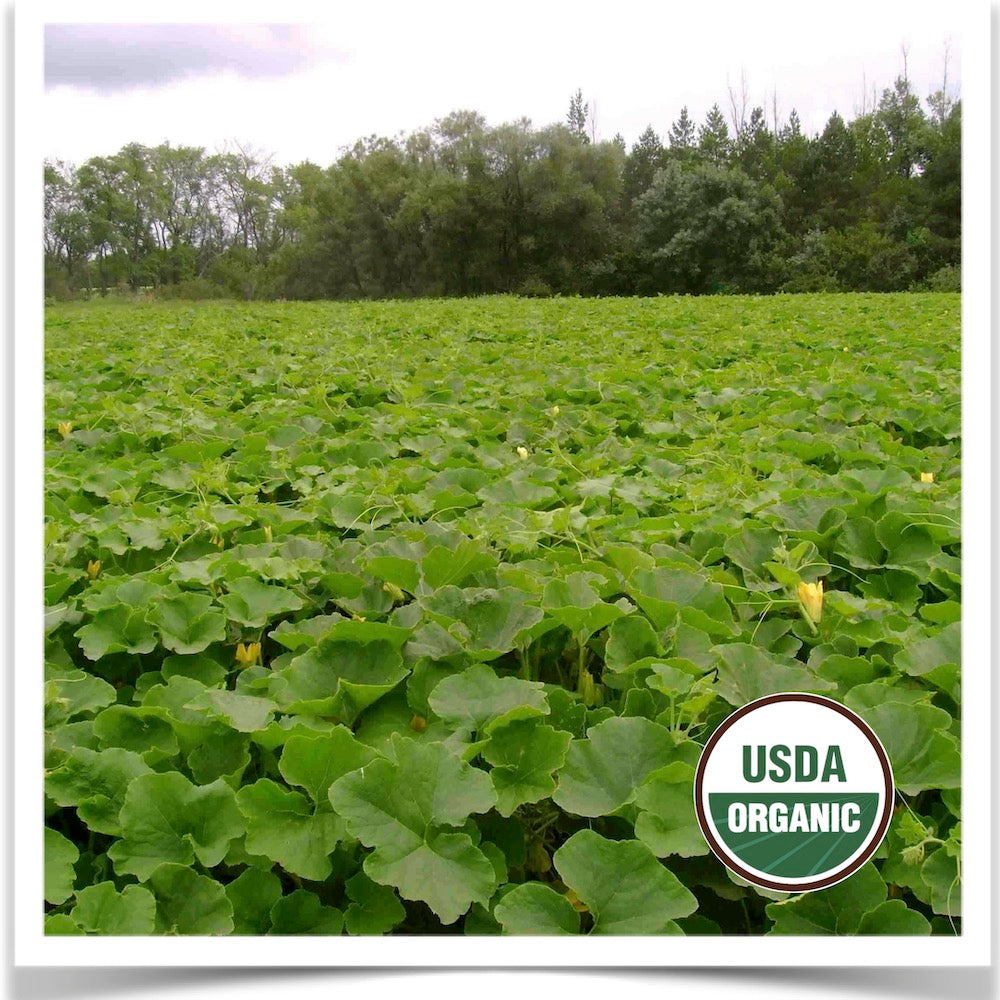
[43,293,961,936]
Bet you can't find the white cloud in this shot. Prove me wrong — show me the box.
[45,23,345,93]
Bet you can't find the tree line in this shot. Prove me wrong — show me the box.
[44,73,960,301]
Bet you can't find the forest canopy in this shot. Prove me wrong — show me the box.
[43,74,960,301]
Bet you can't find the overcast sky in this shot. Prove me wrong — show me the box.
[44,4,964,167]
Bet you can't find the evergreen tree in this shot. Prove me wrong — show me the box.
[668,107,696,150]
[623,125,666,206]
[567,89,590,142]
[698,104,731,166]
[736,106,772,179]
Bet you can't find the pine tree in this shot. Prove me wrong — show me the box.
[624,125,665,204]
[698,104,731,166]
[567,89,589,142]
[737,106,772,178]
[668,107,696,150]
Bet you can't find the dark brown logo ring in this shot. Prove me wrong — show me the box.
[693,692,895,892]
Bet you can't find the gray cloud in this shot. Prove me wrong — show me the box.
[45,24,340,92]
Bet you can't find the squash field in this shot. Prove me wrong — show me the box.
[43,294,961,936]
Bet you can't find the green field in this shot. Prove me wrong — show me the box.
[43,294,961,935]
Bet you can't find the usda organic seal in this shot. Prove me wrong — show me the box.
[694,693,893,892]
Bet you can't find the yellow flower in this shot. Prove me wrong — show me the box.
[920,472,935,483]
[86,559,101,580]
[797,580,824,626]
[516,445,529,460]
[551,405,561,416]
[210,533,225,549]
[383,581,405,604]
[262,525,273,542]
[57,421,74,439]
[235,641,261,667]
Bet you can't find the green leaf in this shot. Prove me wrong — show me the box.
[70,882,156,935]
[92,705,179,762]
[420,540,496,591]
[629,565,737,637]
[44,670,116,725]
[493,882,581,935]
[45,914,85,935]
[330,737,497,924]
[236,779,342,881]
[604,614,664,671]
[188,729,251,785]
[268,638,409,724]
[344,872,406,935]
[109,772,246,880]
[766,863,887,934]
[646,662,697,697]
[161,653,227,686]
[250,715,338,752]
[724,524,783,577]
[45,747,152,836]
[148,863,234,934]
[140,676,217,753]
[365,831,496,927]
[835,517,885,570]
[428,664,549,735]
[219,577,304,627]
[553,716,687,817]
[849,700,961,795]
[875,512,940,570]
[857,899,932,934]
[278,727,378,807]
[712,643,836,706]
[542,573,628,644]
[45,827,79,904]
[922,848,961,916]
[225,867,283,934]
[420,586,544,660]
[483,720,572,816]
[270,889,343,934]
[894,622,960,699]
[75,605,158,660]
[148,593,227,654]
[553,830,697,933]
[269,613,345,651]
[634,762,709,858]
[200,690,279,733]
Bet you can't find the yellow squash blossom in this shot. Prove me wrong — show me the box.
[797,580,824,626]
[920,472,935,483]
[57,422,73,439]
[235,641,261,667]
[86,559,101,580]
[516,445,529,460]
[551,405,560,416]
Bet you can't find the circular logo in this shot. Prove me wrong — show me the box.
[694,693,894,892]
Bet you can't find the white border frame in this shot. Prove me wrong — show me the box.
[12,0,993,967]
